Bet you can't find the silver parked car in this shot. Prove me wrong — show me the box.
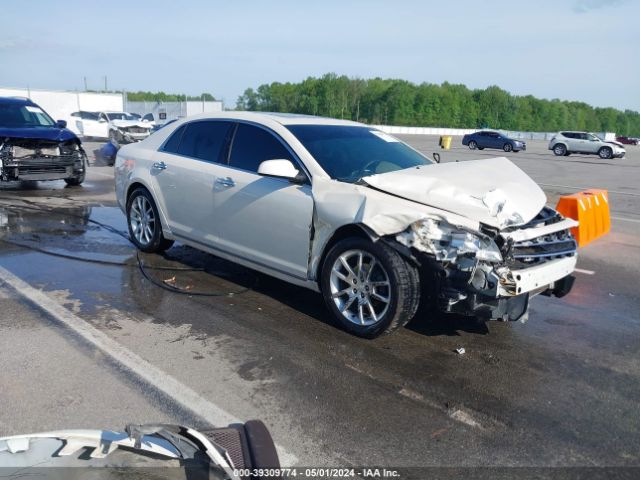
[548,131,626,159]
[115,112,578,338]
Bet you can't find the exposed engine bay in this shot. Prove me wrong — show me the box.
[394,206,577,321]
[0,137,87,183]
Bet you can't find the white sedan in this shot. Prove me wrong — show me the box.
[79,111,152,143]
[115,112,578,338]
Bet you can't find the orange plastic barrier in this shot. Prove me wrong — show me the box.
[555,189,610,247]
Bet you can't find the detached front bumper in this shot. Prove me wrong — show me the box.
[436,256,576,321]
[400,207,579,322]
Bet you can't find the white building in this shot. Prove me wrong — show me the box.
[0,87,123,122]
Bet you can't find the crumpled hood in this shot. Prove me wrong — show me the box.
[606,140,624,148]
[362,157,546,229]
[0,126,78,143]
[111,120,152,130]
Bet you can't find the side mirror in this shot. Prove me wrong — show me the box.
[258,159,306,183]
[56,119,67,129]
[433,152,441,163]
[99,118,107,123]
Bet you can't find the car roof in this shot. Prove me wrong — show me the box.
[0,96,36,106]
[180,111,363,127]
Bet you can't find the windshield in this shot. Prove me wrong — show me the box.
[0,103,56,128]
[286,125,432,182]
[106,112,137,121]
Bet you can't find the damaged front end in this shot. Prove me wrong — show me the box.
[0,137,86,182]
[394,206,578,321]
[109,124,151,146]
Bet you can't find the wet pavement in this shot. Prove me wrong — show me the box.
[0,139,639,471]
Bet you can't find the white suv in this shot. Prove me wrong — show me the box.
[549,131,625,159]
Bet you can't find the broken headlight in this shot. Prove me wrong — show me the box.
[396,218,503,263]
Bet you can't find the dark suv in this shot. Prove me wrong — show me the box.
[0,97,87,185]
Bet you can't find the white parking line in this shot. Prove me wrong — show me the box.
[611,216,640,224]
[574,268,595,275]
[0,266,298,466]
[538,184,640,197]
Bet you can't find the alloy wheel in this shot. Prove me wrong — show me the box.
[329,249,391,326]
[129,195,156,246]
[599,148,612,159]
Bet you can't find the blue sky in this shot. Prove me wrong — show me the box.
[1,0,638,110]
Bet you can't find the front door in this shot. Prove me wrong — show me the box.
[207,123,314,279]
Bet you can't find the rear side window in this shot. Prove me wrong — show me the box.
[162,124,186,154]
[228,123,293,173]
[176,121,232,163]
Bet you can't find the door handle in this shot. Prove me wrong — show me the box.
[215,176,235,187]
[152,161,167,170]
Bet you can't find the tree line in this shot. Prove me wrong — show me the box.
[235,73,639,136]
[124,91,216,102]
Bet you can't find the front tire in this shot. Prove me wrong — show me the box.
[468,140,478,150]
[320,237,420,338]
[553,144,567,156]
[126,187,174,253]
[503,143,513,152]
[598,147,613,159]
[64,170,85,186]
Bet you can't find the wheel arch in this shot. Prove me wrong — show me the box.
[313,222,418,283]
[314,223,373,282]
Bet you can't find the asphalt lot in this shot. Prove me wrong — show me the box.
[0,136,638,473]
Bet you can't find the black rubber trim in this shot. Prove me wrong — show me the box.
[244,420,280,472]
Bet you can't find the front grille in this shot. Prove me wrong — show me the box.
[505,207,577,268]
[124,126,148,134]
[19,166,69,175]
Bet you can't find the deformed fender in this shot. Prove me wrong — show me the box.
[308,177,479,280]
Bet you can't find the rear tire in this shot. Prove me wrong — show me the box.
[126,187,174,253]
[553,144,567,156]
[598,147,613,159]
[468,140,478,150]
[320,237,420,338]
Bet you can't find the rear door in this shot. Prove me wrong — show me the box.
[203,122,314,279]
[81,112,108,138]
[150,120,234,244]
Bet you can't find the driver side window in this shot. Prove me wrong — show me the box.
[228,123,294,173]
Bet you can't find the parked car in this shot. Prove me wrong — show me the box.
[615,136,638,145]
[461,130,526,152]
[549,132,626,159]
[78,111,153,144]
[0,97,87,185]
[67,110,100,136]
[115,112,577,338]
